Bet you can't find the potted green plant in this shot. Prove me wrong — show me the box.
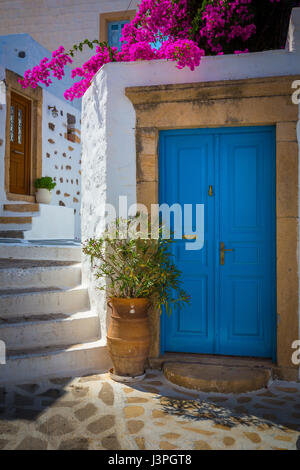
[83,218,190,381]
[34,176,56,204]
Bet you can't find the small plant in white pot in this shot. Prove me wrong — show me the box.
[34,176,56,204]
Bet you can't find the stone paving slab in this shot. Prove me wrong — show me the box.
[0,370,299,450]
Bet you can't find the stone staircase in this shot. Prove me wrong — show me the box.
[0,203,38,239]
[0,202,75,240]
[0,242,110,384]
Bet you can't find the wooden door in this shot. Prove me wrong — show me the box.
[9,92,31,195]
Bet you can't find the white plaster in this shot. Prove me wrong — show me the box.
[0,79,6,203]
[81,8,300,369]
[298,101,300,381]
[23,204,75,240]
[0,34,82,239]
[42,90,81,239]
[287,7,300,52]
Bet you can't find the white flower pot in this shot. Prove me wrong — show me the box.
[35,188,52,204]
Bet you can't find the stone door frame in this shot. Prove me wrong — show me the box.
[4,69,43,202]
[126,75,300,380]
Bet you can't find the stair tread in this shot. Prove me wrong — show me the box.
[3,204,39,213]
[0,259,79,269]
[0,310,96,326]
[0,232,25,239]
[0,286,85,296]
[0,244,82,262]
[0,216,32,224]
[7,339,104,359]
[0,287,63,295]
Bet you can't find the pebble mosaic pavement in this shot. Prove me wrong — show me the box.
[0,370,299,450]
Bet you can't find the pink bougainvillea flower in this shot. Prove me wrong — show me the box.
[19,0,285,100]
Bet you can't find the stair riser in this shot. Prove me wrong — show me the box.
[0,232,25,239]
[0,344,112,385]
[0,245,82,261]
[0,266,82,289]
[0,315,99,351]
[0,289,89,318]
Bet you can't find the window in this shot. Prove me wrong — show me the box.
[108,21,129,51]
[66,113,76,143]
[99,10,136,48]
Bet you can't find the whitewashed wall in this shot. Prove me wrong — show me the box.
[0,0,138,67]
[0,68,6,203]
[0,34,82,239]
[42,90,81,239]
[82,8,300,369]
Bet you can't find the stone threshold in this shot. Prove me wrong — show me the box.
[149,353,299,384]
[149,353,273,370]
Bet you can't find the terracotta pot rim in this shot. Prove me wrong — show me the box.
[109,297,150,301]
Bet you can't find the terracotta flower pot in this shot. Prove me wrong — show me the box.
[107,298,151,378]
[35,188,52,204]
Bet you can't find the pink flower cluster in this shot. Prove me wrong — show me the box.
[198,0,256,55]
[20,46,72,89]
[64,45,119,101]
[19,0,284,100]
[159,39,205,70]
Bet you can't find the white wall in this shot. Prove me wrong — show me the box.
[42,90,81,239]
[0,70,6,203]
[81,8,300,369]
[0,35,82,239]
[0,81,82,239]
[0,0,138,67]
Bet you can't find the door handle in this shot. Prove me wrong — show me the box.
[183,234,197,240]
[220,242,234,265]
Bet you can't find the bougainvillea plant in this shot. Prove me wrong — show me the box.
[19,0,298,101]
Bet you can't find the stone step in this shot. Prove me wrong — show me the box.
[3,204,39,213]
[0,231,25,239]
[0,311,99,351]
[0,340,112,385]
[163,362,271,393]
[0,262,81,289]
[0,243,81,261]
[0,287,89,319]
[0,224,32,231]
[0,216,32,224]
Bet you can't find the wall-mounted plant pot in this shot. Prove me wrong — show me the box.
[107,298,151,379]
[35,188,52,204]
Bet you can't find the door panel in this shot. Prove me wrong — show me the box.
[218,131,276,357]
[9,92,31,195]
[160,127,276,359]
[161,134,215,353]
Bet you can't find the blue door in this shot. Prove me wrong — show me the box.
[160,127,276,359]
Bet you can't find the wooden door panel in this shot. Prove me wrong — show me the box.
[9,92,31,195]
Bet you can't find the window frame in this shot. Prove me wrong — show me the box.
[99,10,136,45]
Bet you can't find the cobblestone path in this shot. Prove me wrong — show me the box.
[0,370,299,450]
